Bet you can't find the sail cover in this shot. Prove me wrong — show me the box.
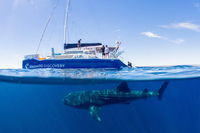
[64,43,102,49]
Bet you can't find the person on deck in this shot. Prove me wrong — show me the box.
[105,45,109,58]
[101,45,105,58]
[77,39,82,49]
[128,61,133,68]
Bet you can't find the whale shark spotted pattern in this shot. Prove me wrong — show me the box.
[63,81,169,122]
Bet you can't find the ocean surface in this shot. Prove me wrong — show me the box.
[0,65,200,133]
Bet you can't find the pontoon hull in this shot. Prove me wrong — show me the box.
[22,59,127,69]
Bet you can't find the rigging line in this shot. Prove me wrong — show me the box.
[35,0,60,54]
[64,0,70,44]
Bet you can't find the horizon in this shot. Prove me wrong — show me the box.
[0,0,200,68]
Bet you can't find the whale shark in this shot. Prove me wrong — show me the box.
[63,81,169,122]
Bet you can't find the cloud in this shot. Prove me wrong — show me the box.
[12,0,36,9]
[113,29,121,32]
[13,0,25,8]
[141,32,162,38]
[170,39,185,44]
[141,31,185,44]
[160,22,200,32]
[194,2,200,9]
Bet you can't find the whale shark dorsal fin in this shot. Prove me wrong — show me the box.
[116,81,130,92]
[143,88,149,93]
[89,106,102,122]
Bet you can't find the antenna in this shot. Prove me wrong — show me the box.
[64,0,70,45]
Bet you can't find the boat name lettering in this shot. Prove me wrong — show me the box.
[28,64,65,68]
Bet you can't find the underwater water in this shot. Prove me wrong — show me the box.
[0,65,200,133]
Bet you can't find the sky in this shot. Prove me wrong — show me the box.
[0,0,200,68]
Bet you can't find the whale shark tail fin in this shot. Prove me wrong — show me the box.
[158,81,169,100]
[116,81,131,92]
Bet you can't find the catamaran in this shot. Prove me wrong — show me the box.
[22,0,127,69]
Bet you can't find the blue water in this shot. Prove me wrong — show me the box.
[0,65,200,133]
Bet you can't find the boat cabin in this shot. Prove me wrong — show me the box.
[24,42,120,60]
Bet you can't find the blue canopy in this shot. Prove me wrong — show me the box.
[64,43,102,49]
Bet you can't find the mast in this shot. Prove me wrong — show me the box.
[64,0,70,45]
[35,0,60,54]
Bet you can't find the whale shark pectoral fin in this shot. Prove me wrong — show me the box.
[89,106,102,122]
[116,81,131,92]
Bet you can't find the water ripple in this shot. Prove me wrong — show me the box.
[0,65,200,81]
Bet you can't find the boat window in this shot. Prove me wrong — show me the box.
[65,51,84,54]
[84,50,95,55]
